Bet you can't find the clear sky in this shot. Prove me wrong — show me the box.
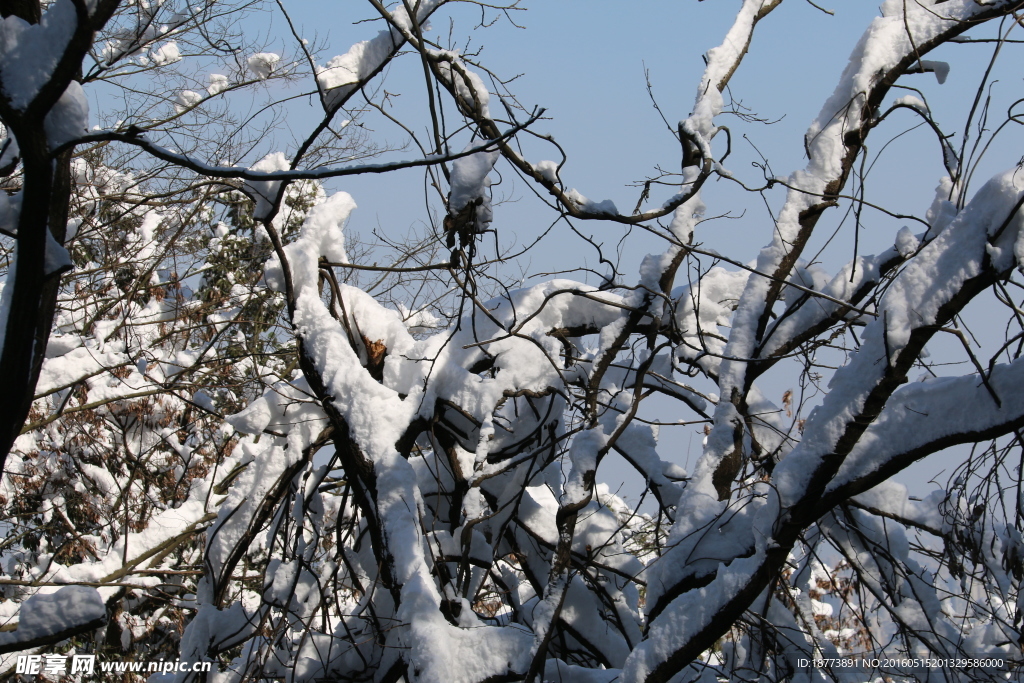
[259,0,1021,285]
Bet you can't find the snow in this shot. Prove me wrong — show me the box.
[701,0,1016,512]
[780,260,829,303]
[0,189,19,239]
[246,53,281,79]
[850,481,945,533]
[238,188,657,679]
[150,41,181,66]
[316,0,443,109]
[565,189,618,216]
[261,189,421,461]
[398,303,441,333]
[192,390,216,412]
[534,160,559,183]
[174,90,203,113]
[623,542,766,683]
[672,265,748,376]
[919,59,949,84]
[318,36,396,106]
[26,495,216,593]
[432,50,491,118]
[894,225,919,256]
[893,94,929,113]
[44,81,88,149]
[544,660,620,683]
[225,396,272,434]
[365,451,534,683]
[449,145,498,213]
[518,486,559,545]
[827,356,1024,494]
[36,345,125,395]
[205,385,326,591]
[0,0,77,109]
[0,586,105,649]
[243,152,291,221]
[207,73,229,95]
[398,606,532,683]
[176,601,257,668]
[611,420,689,508]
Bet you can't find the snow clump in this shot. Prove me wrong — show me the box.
[247,53,281,79]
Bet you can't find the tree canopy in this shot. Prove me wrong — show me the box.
[2,1,1024,681]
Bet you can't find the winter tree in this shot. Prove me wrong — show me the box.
[1,0,1024,681]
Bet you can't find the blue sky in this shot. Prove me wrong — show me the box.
[262,0,1021,277]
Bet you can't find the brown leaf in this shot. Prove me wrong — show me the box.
[361,335,388,382]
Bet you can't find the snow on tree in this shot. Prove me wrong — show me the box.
[1,0,1024,681]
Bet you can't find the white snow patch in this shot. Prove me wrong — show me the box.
[247,53,281,79]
